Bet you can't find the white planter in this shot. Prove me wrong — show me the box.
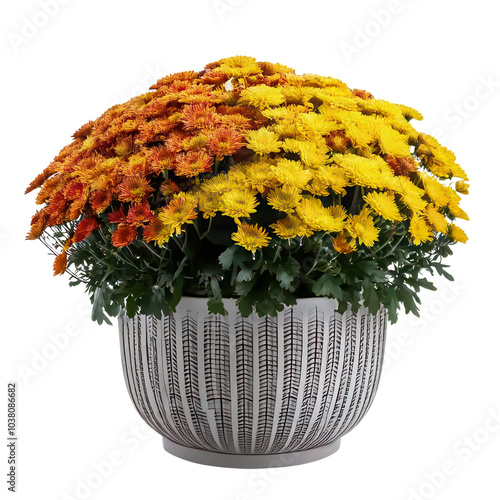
[118,297,387,468]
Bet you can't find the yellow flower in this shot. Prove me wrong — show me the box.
[419,174,452,208]
[270,215,311,239]
[363,191,403,222]
[455,180,469,195]
[232,223,271,252]
[448,201,469,221]
[271,159,313,189]
[159,196,198,235]
[328,204,348,221]
[376,125,411,157]
[239,85,285,109]
[221,189,258,221]
[201,174,235,195]
[240,162,278,193]
[282,138,329,167]
[409,215,433,245]
[333,153,395,190]
[306,178,330,197]
[297,197,345,233]
[245,128,283,155]
[315,166,348,195]
[425,204,448,233]
[348,207,380,247]
[332,230,357,254]
[218,55,262,79]
[197,190,221,218]
[448,223,468,243]
[267,186,301,213]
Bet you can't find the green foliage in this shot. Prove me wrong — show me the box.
[44,215,457,324]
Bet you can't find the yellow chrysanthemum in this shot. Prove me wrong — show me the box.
[296,197,345,233]
[197,190,221,218]
[425,204,448,233]
[315,166,348,195]
[448,223,468,243]
[240,162,278,193]
[201,174,235,195]
[376,126,411,157]
[239,85,286,109]
[267,186,301,213]
[220,189,258,221]
[270,215,311,239]
[363,191,403,222]
[271,159,313,189]
[159,196,198,235]
[409,215,433,245]
[231,223,271,252]
[448,201,469,221]
[419,173,450,207]
[218,55,262,79]
[348,207,380,247]
[333,153,395,190]
[282,138,329,167]
[245,128,283,155]
[455,180,469,195]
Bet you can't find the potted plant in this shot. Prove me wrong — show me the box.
[26,55,469,468]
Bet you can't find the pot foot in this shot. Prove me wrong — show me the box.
[162,437,341,468]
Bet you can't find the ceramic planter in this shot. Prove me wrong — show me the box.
[118,297,387,468]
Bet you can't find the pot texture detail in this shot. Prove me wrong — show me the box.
[119,297,387,467]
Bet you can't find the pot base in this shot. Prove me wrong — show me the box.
[162,437,341,468]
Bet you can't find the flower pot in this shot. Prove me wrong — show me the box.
[118,297,387,468]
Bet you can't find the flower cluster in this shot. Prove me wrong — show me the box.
[26,56,469,322]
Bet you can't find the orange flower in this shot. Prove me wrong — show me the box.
[118,175,154,204]
[180,103,218,130]
[159,196,197,234]
[90,189,113,213]
[111,224,137,248]
[332,231,357,254]
[108,207,127,223]
[126,201,154,226]
[26,210,49,240]
[143,216,164,243]
[174,150,213,177]
[53,252,67,276]
[73,216,99,243]
[25,167,55,194]
[208,128,245,160]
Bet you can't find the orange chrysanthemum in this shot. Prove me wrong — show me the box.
[118,175,154,204]
[90,189,113,213]
[126,201,154,226]
[73,216,99,243]
[159,196,198,234]
[53,252,67,276]
[175,150,213,177]
[180,103,219,130]
[111,224,137,248]
[208,128,245,160]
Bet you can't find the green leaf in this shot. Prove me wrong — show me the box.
[312,274,343,300]
[218,247,236,270]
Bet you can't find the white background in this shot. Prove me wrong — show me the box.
[1,1,499,499]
